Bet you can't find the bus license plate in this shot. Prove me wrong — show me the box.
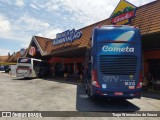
[114,92,123,95]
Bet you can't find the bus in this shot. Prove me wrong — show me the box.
[16,58,50,78]
[84,25,142,99]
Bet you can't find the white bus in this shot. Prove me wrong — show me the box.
[16,57,50,78]
[10,65,17,76]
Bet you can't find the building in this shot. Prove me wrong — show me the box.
[0,56,9,64]
[0,49,27,65]
[22,0,160,90]
[0,56,9,62]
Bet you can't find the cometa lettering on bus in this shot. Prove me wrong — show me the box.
[102,45,134,52]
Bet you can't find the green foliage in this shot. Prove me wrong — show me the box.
[111,6,135,18]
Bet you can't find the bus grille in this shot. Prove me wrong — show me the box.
[99,55,137,75]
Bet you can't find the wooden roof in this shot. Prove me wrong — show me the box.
[33,0,160,56]
[7,52,21,62]
[130,0,160,35]
[34,36,52,52]
[7,49,27,62]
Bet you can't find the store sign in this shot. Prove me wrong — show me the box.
[110,0,136,25]
[20,58,28,62]
[29,46,36,56]
[53,29,82,45]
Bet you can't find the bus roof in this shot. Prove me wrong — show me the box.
[93,25,141,43]
[18,57,42,61]
[94,25,138,30]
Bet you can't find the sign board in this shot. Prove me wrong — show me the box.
[110,0,136,25]
[29,46,36,56]
[18,58,31,63]
[53,29,82,45]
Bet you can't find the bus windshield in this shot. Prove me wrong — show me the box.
[17,58,31,64]
[94,27,139,43]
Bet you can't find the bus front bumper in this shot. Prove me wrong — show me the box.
[91,88,142,99]
[16,73,32,78]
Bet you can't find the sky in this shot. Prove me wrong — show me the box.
[0,0,156,56]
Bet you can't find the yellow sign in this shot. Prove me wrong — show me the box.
[110,0,136,25]
[116,19,129,25]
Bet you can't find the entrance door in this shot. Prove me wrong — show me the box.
[64,63,74,76]
[76,63,82,74]
[55,63,63,76]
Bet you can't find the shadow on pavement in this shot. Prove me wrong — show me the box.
[12,77,34,80]
[76,84,140,112]
[43,76,81,85]
[142,91,160,100]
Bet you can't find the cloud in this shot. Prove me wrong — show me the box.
[0,48,12,56]
[0,14,50,40]
[0,15,11,33]
[128,0,156,6]
[30,4,39,10]
[41,0,112,27]
[17,14,50,31]
[0,14,31,43]
[39,0,117,26]
[16,0,24,7]
[38,0,61,11]
[0,0,12,5]
[36,28,63,39]
[0,13,52,52]
[20,41,31,48]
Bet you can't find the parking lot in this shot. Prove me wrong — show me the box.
[0,72,160,118]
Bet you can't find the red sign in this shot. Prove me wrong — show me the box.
[111,10,134,24]
[29,46,36,56]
